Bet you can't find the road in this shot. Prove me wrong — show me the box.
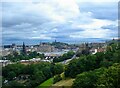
[60,48,80,64]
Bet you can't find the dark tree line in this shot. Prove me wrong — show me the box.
[2,62,64,88]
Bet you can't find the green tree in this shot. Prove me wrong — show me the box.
[2,80,24,88]
[72,67,106,88]
[53,74,62,84]
[113,51,120,62]
[2,63,25,79]
[7,71,16,80]
[95,52,105,68]
[65,59,79,78]
[54,64,64,75]
[35,71,45,82]
[42,67,52,79]
[97,63,120,88]
[65,55,97,78]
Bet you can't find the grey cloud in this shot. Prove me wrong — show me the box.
[101,25,117,30]
[2,1,118,44]
[78,2,117,21]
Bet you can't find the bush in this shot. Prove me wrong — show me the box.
[97,63,120,88]
[53,74,62,84]
[72,67,106,88]
[2,81,24,88]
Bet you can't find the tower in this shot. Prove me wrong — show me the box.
[22,42,26,55]
[55,40,57,43]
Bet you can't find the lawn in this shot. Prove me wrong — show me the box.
[36,78,53,88]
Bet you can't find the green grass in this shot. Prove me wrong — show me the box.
[36,73,74,88]
[37,78,53,88]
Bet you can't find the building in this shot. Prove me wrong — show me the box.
[90,48,106,54]
[90,48,97,54]
[97,48,106,52]
[0,60,12,67]
[12,43,16,50]
[38,43,55,52]
[2,48,12,56]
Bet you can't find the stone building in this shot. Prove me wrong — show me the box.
[38,43,55,52]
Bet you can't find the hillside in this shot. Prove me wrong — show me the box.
[52,78,75,88]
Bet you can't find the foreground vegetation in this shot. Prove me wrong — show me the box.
[65,42,120,78]
[2,42,120,88]
[73,63,120,88]
[52,78,75,87]
[2,62,63,88]
[71,42,120,88]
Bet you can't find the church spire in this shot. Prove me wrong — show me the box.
[22,42,26,55]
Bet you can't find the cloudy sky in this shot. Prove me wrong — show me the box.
[1,0,118,44]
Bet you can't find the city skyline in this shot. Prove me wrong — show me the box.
[2,0,118,44]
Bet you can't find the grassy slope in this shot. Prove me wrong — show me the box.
[36,78,53,88]
[52,78,75,88]
[37,73,74,88]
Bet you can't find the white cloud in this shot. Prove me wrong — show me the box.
[76,0,119,3]
[70,28,112,39]
[77,19,117,29]
[2,0,118,2]
[31,35,52,40]
[70,18,117,39]
[32,31,37,33]
[2,0,118,44]
[51,28,58,32]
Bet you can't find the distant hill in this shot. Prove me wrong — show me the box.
[106,38,120,45]
[51,42,69,49]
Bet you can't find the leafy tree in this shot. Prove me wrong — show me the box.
[2,81,24,88]
[38,53,44,59]
[51,63,64,75]
[85,55,96,70]
[54,64,64,75]
[50,63,55,76]
[72,67,106,88]
[100,59,113,68]
[65,55,97,78]
[53,74,62,84]
[95,52,105,68]
[65,59,79,78]
[42,67,52,79]
[34,71,46,83]
[2,62,54,88]
[7,71,16,80]
[113,50,120,62]
[97,63,120,88]
[81,49,90,55]
[2,63,25,79]
[22,64,35,75]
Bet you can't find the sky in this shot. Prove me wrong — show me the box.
[1,0,119,44]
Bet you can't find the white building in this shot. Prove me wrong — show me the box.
[0,60,12,67]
